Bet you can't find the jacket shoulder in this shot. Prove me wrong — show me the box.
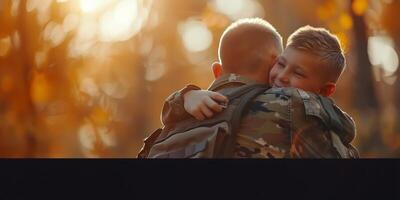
[261,87,323,116]
[285,88,356,144]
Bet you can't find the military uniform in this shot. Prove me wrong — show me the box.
[161,73,359,158]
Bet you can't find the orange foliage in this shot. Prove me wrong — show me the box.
[0,0,398,157]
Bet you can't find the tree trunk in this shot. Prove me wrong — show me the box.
[349,0,386,156]
[19,0,41,157]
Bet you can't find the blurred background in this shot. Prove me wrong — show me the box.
[0,0,399,157]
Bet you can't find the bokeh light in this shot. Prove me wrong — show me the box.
[79,0,113,13]
[99,0,144,42]
[179,19,213,52]
[145,46,167,81]
[43,22,66,47]
[34,50,48,69]
[63,14,80,33]
[368,36,399,77]
[78,122,97,154]
[80,77,100,98]
[0,36,12,57]
[211,0,265,20]
[11,0,21,17]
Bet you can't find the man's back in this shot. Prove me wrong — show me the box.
[160,73,358,158]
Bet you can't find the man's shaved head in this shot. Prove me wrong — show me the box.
[218,18,283,76]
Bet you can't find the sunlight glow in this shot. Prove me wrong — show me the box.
[77,17,98,41]
[368,36,399,77]
[99,0,142,42]
[68,17,97,58]
[211,0,265,21]
[179,19,213,52]
[215,0,244,17]
[79,0,113,13]
[70,0,152,55]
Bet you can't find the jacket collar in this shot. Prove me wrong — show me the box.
[207,73,262,91]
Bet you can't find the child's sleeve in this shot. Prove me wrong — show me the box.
[161,84,201,126]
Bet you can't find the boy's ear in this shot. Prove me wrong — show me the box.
[212,62,223,78]
[320,82,336,97]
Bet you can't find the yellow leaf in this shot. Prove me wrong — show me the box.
[1,75,14,92]
[90,106,109,126]
[352,0,368,16]
[339,13,353,30]
[0,36,11,57]
[317,6,330,21]
[316,1,337,21]
[31,73,51,104]
[335,32,349,52]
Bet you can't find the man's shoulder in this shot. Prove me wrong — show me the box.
[243,87,311,121]
[251,87,330,124]
[253,87,356,143]
[253,87,316,106]
[256,87,337,121]
[261,87,319,98]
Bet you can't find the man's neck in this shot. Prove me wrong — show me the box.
[208,73,267,91]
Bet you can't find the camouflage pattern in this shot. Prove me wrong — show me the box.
[161,73,359,158]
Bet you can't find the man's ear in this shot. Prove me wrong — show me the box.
[320,82,336,97]
[212,62,223,78]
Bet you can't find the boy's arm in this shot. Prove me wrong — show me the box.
[161,85,201,126]
[161,85,229,126]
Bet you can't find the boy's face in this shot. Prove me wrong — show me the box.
[269,47,330,94]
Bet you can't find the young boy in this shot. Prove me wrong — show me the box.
[269,25,343,96]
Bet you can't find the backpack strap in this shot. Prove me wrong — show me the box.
[145,84,268,158]
[154,84,269,144]
[219,85,270,157]
[137,128,163,158]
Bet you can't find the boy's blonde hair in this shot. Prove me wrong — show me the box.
[286,25,345,83]
[218,18,283,73]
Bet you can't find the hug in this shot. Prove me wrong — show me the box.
[139,18,359,159]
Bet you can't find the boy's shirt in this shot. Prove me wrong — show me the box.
[161,73,359,158]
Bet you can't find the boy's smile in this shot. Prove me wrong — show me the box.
[269,47,331,95]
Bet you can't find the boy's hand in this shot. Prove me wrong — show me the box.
[183,90,228,121]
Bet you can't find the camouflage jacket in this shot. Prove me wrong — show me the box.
[161,73,359,158]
